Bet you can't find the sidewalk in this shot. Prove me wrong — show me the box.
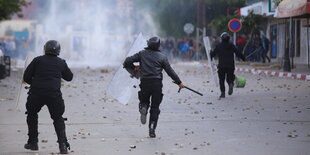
[206,62,310,81]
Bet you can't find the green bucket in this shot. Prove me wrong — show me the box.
[235,76,246,88]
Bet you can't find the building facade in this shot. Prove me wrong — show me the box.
[241,0,310,66]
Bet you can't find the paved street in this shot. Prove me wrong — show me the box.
[1,62,310,155]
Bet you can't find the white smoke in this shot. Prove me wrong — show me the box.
[34,0,157,68]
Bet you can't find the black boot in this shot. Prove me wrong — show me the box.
[219,92,225,98]
[24,142,38,151]
[59,142,70,154]
[139,107,147,125]
[228,83,234,95]
[149,121,157,138]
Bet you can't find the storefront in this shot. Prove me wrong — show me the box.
[275,0,310,67]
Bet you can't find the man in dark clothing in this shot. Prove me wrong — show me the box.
[252,34,263,62]
[211,32,246,99]
[23,40,73,154]
[261,36,271,63]
[123,36,184,138]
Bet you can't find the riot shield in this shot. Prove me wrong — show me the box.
[15,52,38,111]
[203,37,219,87]
[107,33,147,105]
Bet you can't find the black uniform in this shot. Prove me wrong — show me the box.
[23,54,73,144]
[123,48,181,131]
[211,41,245,94]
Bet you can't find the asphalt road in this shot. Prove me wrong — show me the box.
[1,62,310,155]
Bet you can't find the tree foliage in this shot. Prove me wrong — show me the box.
[0,0,30,21]
[135,0,245,37]
[241,11,265,34]
[134,0,197,37]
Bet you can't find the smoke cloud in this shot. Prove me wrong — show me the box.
[33,0,157,68]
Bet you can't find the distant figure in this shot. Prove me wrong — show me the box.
[236,35,246,54]
[23,40,73,154]
[5,38,16,58]
[261,35,271,63]
[211,32,246,99]
[252,33,263,62]
[123,36,184,138]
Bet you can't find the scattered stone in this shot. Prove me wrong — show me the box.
[41,140,48,143]
[287,134,298,138]
[193,147,198,150]
[100,69,109,73]
[193,111,199,114]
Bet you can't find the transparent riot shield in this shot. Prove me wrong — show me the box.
[107,33,147,105]
[15,52,38,111]
[203,37,219,87]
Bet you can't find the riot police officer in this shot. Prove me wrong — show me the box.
[211,32,246,99]
[23,40,73,154]
[123,36,184,138]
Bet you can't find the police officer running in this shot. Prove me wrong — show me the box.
[123,36,185,138]
[23,40,73,154]
[211,32,246,99]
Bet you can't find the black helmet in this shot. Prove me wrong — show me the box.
[147,36,160,50]
[44,40,60,55]
[220,32,230,42]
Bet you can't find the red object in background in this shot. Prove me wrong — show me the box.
[237,37,246,45]
[237,9,241,15]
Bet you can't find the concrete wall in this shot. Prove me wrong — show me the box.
[241,0,274,16]
[296,19,309,65]
[268,18,309,65]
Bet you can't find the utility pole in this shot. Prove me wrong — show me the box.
[283,18,291,72]
[196,0,206,60]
